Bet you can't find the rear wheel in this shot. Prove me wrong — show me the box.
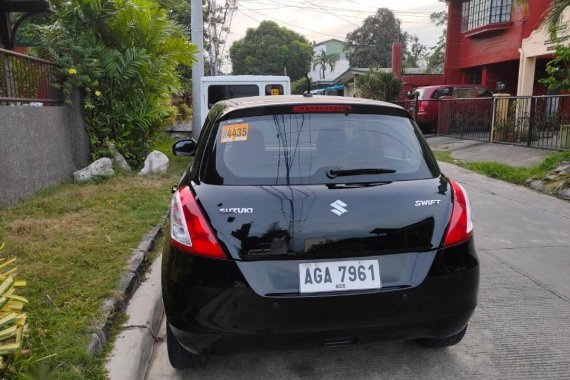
[166,322,204,369]
[416,325,467,348]
[418,123,433,134]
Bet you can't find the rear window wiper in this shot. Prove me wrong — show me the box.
[326,168,397,179]
[326,181,392,189]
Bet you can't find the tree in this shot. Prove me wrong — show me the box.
[158,0,237,75]
[425,10,447,73]
[402,33,427,68]
[205,0,237,75]
[40,0,197,166]
[345,8,403,68]
[356,68,402,101]
[313,50,337,79]
[291,77,309,94]
[229,21,313,81]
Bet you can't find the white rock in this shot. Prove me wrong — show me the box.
[108,142,132,171]
[529,180,544,192]
[74,158,114,182]
[140,150,169,175]
[113,152,132,171]
[558,187,570,200]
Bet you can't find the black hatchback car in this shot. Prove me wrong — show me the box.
[162,95,478,369]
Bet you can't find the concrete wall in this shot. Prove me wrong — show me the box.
[0,94,90,206]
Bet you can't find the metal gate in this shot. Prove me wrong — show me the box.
[435,95,570,150]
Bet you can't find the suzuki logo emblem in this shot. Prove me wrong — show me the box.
[330,200,348,216]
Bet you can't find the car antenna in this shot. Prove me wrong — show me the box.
[303,73,312,97]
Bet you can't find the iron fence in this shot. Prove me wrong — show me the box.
[393,94,570,150]
[391,99,419,121]
[490,95,570,150]
[439,97,494,142]
[0,48,63,106]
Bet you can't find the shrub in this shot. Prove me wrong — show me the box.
[39,0,197,168]
[355,68,402,101]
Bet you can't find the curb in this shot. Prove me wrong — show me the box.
[105,255,165,380]
[87,215,166,357]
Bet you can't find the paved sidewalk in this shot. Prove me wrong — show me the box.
[106,256,164,380]
[427,136,551,167]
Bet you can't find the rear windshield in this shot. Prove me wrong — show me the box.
[202,113,436,185]
[413,88,425,99]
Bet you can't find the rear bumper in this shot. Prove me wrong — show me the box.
[162,240,478,354]
[415,112,436,125]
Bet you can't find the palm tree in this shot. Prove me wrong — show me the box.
[516,0,569,34]
[313,51,337,80]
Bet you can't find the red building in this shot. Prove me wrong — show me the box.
[444,0,567,96]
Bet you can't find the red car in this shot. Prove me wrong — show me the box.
[408,85,493,133]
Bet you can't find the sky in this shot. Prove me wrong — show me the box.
[220,0,447,70]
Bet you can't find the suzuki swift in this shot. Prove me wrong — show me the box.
[162,95,479,369]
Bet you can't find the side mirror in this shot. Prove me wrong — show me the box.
[407,90,415,99]
[172,139,197,157]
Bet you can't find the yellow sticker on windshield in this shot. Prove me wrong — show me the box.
[221,123,249,143]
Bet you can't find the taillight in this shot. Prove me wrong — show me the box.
[443,180,473,248]
[170,186,226,259]
[418,101,427,113]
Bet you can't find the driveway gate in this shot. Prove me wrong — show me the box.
[435,95,570,150]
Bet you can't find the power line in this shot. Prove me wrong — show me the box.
[304,0,361,27]
[238,6,348,39]
[237,0,437,31]
[240,0,435,16]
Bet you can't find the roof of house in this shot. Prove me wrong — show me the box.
[332,67,443,84]
[314,38,345,47]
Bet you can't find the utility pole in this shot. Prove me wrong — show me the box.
[191,0,205,137]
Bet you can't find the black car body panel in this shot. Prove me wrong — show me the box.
[162,237,478,354]
[162,95,479,358]
[195,177,452,261]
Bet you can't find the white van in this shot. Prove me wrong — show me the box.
[200,75,291,127]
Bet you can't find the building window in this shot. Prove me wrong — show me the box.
[462,0,512,31]
[467,68,482,85]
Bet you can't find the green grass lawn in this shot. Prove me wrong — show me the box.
[433,149,570,185]
[0,134,190,379]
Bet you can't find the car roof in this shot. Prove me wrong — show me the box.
[201,75,290,83]
[220,95,404,110]
[414,84,485,90]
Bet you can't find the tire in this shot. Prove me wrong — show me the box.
[416,325,468,348]
[166,322,204,369]
[419,123,433,134]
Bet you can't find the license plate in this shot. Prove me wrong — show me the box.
[299,259,381,294]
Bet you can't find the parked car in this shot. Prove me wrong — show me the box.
[408,85,493,133]
[163,95,479,369]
